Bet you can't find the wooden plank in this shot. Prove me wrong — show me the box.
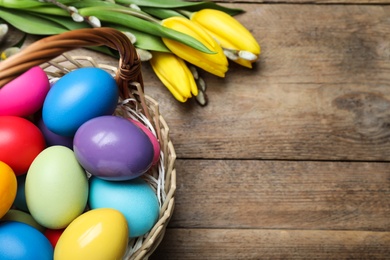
[150,228,390,260]
[169,159,390,230]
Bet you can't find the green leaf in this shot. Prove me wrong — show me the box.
[106,23,170,52]
[114,0,243,15]
[115,0,209,8]
[0,8,67,35]
[78,7,215,54]
[181,2,243,16]
[67,0,122,8]
[0,0,49,9]
[33,13,89,30]
[27,6,69,16]
[141,7,185,20]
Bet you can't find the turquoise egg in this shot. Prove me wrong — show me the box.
[42,67,119,136]
[88,177,159,238]
[25,146,89,229]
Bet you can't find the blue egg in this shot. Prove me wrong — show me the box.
[89,177,159,238]
[0,221,53,259]
[42,67,119,136]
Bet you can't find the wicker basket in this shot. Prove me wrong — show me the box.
[0,27,176,259]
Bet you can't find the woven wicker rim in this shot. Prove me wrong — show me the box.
[0,28,177,260]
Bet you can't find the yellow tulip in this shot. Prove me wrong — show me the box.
[191,9,260,68]
[150,51,198,102]
[161,16,228,77]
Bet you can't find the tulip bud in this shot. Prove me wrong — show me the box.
[161,16,228,77]
[191,9,260,68]
[150,51,198,102]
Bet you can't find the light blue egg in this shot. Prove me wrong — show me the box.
[0,221,53,259]
[88,177,159,238]
[42,67,119,136]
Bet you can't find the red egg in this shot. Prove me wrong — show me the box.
[0,116,46,175]
[44,228,64,248]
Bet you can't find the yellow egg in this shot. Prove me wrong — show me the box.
[0,161,17,218]
[54,208,128,260]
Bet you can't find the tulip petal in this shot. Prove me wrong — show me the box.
[162,17,228,77]
[233,58,253,69]
[150,52,199,102]
[192,9,260,55]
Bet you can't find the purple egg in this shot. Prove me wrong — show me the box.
[73,115,154,181]
[37,118,73,149]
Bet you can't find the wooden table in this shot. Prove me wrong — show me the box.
[147,1,390,258]
[39,0,390,258]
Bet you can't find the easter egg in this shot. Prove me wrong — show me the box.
[54,208,128,260]
[25,146,88,229]
[37,118,73,149]
[89,177,159,238]
[74,116,154,181]
[44,228,64,248]
[0,221,53,260]
[0,66,50,117]
[129,118,160,165]
[0,161,17,218]
[0,116,46,175]
[42,67,119,136]
[1,209,45,233]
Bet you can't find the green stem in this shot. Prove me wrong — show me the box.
[107,7,161,24]
[43,0,98,27]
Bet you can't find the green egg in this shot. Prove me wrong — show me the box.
[25,146,88,229]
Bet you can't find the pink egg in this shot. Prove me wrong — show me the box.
[128,118,160,165]
[0,66,50,117]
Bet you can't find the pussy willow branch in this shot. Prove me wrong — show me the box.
[42,0,100,27]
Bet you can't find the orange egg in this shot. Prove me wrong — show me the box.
[0,161,17,218]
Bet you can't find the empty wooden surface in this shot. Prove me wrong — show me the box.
[58,1,390,259]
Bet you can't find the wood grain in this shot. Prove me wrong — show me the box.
[151,229,390,260]
[169,159,390,230]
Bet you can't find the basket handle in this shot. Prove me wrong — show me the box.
[0,27,142,99]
